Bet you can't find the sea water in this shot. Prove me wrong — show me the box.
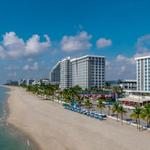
[0,86,33,150]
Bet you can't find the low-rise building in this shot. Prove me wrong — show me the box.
[40,78,50,85]
[119,80,137,91]
[19,79,35,86]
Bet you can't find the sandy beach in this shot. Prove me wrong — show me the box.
[6,86,150,150]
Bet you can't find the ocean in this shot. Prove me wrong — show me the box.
[0,86,33,150]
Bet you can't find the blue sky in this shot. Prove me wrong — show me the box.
[0,0,150,82]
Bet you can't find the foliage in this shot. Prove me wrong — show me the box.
[97,99,105,113]
[60,85,83,104]
[112,86,124,98]
[140,104,150,127]
[25,84,59,99]
[118,105,126,124]
[84,99,93,109]
[130,106,142,130]
[112,102,120,120]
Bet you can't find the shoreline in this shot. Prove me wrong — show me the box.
[5,86,41,150]
[5,86,150,150]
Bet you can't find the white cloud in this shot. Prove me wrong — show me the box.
[119,66,127,75]
[0,46,5,59]
[0,32,51,59]
[23,62,39,71]
[106,54,136,80]
[3,32,24,46]
[116,54,135,64]
[107,33,150,80]
[136,34,150,54]
[61,31,92,52]
[106,60,111,70]
[5,65,19,71]
[27,58,33,62]
[96,38,112,48]
[25,34,51,55]
[8,71,17,77]
[116,55,126,61]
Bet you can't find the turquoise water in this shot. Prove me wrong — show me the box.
[0,86,33,150]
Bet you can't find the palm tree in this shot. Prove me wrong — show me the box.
[97,99,105,114]
[75,95,84,106]
[71,85,82,94]
[130,106,142,130]
[112,86,124,98]
[141,104,150,128]
[107,105,111,116]
[61,89,73,104]
[118,105,126,125]
[112,102,120,121]
[105,81,111,89]
[84,99,93,110]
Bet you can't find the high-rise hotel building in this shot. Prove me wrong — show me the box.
[135,56,150,92]
[60,57,72,89]
[71,56,105,89]
[49,61,61,85]
[50,55,105,89]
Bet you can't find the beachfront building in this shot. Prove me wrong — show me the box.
[49,55,105,89]
[40,78,50,85]
[18,79,35,86]
[119,80,137,91]
[60,57,72,89]
[118,56,150,108]
[31,80,41,85]
[49,61,61,85]
[135,56,150,92]
[119,94,150,107]
[71,55,105,89]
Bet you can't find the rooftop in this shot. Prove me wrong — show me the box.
[50,61,61,71]
[120,79,137,83]
[50,55,106,71]
[71,55,105,62]
[119,95,150,103]
[135,55,150,60]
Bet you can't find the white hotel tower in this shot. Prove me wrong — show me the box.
[71,55,105,89]
[135,56,150,92]
[50,55,105,90]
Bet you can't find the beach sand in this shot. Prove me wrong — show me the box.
[6,86,150,150]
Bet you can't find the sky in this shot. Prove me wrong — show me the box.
[0,0,150,83]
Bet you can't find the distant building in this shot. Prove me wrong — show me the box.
[119,80,137,90]
[18,79,26,85]
[18,79,35,86]
[49,55,105,89]
[6,80,18,86]
[31,80,40,85]
[40,78,50,85]
[135,56,150,92]
[105,80,118,87]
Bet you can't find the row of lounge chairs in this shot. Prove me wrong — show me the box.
[63,104,107,120]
